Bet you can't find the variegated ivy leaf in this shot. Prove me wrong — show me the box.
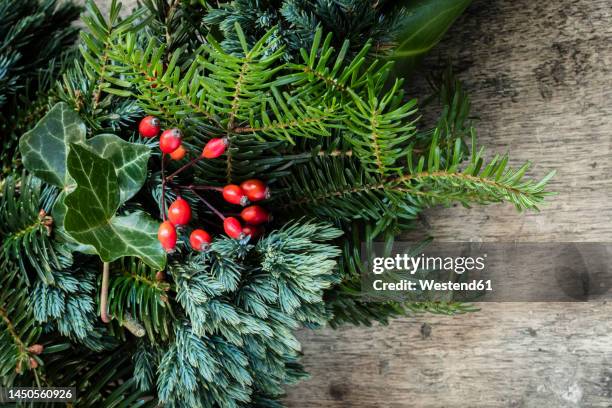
[88,134,150,203]
[64,144,166,270]
[19,102,86,187]
[19,103,151,204]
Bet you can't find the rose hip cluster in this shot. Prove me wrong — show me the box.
[138,116,272,253]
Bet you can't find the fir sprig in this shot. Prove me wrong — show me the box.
[0,174,60,285]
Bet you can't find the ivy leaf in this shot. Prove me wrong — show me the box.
[19,102,86,187]
[88,134,151,203]
[393,0,471,61]
[64,144,166,270]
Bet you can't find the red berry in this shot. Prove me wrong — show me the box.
[139,116,161,138]
[240,205,271,225]
[170,145,187,160]
[222,184,249,206]
[167,197,192,226]
[202,138,228,159]
[158,221,177,251]
[240,179,269,202]
[159,128,182,153]
[223,217,244,239]
[190,229,212,251]
[242,224,264,239]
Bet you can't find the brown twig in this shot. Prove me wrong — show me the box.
[161,154,167,221]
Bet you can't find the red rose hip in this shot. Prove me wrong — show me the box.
[169,145,187,160]
[223,217,244,239]
[190,229,212,251]
[242,224,264,239]
[158,221,177,251]
[222,184,249,206]
[240,205,270,225]
[139,116,161,138]
[202,138,228,159]
[167,197,192,226]
[240,179,269,202]
[159,128,182,153]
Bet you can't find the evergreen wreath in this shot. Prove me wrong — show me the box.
[0,0,554,406]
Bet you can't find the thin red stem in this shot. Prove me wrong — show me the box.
[184,185,223,192]
[161,154,167,221]
[165,156,201,181]
[189,188,226,220]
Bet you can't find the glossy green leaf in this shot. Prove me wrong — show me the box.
[64,144,166,270]
[88,134,151,203]
[19,102,86,187]
[393,0,471,60]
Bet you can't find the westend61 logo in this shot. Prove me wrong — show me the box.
[362,243,612,302]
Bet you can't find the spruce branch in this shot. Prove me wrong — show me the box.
[101,27,342,143]
[344,80,418,176]
[276,130,554,226]
[204,0,409,61]
[0,306,27,360]
[0,174,65,285]
[107,258,173,341]
[80,0,148,109]
[0,268,41,378]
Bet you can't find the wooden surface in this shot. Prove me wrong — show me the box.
[87,1,612,406]
[285,1,612,407]
[287,304,612,408]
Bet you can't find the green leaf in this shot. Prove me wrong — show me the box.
[19,102,86,187]
[393,0,471,61]
[87,134,151,203]
[64,144,166,270]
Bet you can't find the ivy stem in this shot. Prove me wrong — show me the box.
[161,154,167,221]
[189,188,225,220]
[165,156,201,182]
[101,262,111,323]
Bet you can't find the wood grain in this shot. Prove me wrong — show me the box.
[285,0,612,407]
[401,0,612,243]
[287,303,612,408]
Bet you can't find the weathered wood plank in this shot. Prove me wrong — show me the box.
[285,0,612,406]
[287,303,612,408]
[402,0,612,243]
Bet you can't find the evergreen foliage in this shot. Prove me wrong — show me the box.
[95,8,552,325]
[0,0,81,176]
[204,0,472,66]
[204,0,408,60]
[154,222,341,406]
[0,0,554,405]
